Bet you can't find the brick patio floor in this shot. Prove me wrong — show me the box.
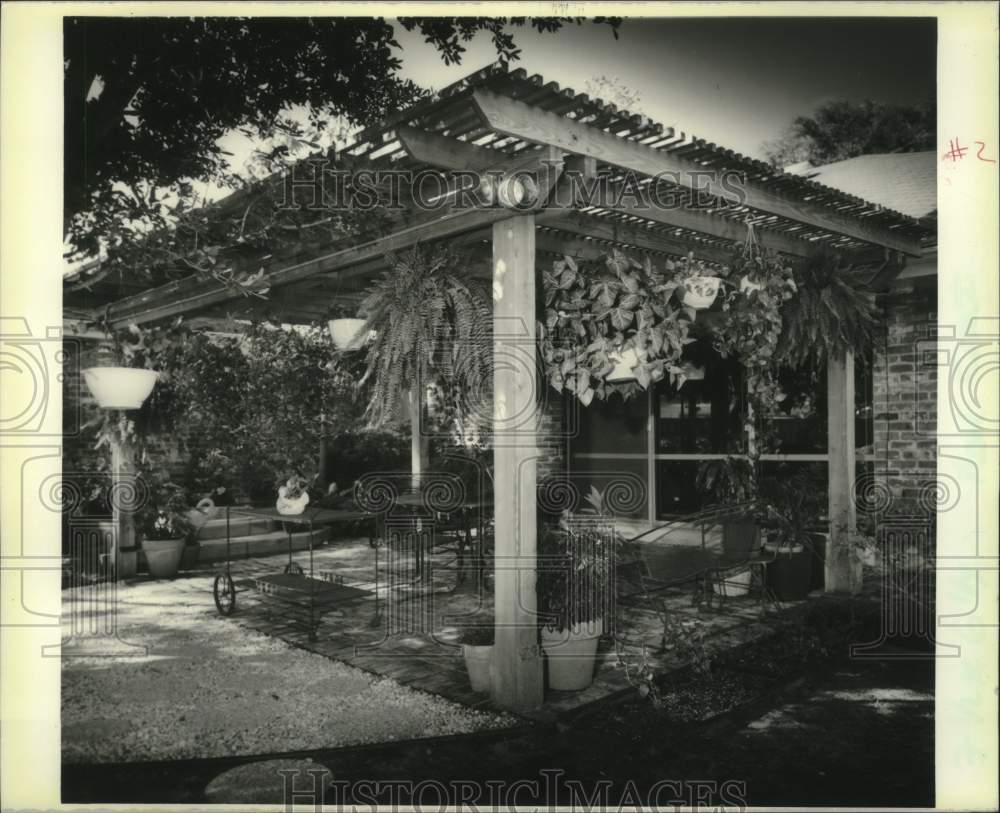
[204,533,804,720]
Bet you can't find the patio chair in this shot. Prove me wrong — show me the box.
[616,503,779,649]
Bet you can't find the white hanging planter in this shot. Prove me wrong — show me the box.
[327,318,371,351]
[740,275,763,294]
[681,363,705,381]
[681,276,722,310]
[82,367,158,410]
[606,347,641,383]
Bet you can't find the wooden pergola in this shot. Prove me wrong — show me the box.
[66,64,935,713]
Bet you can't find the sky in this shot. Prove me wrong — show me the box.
[393,16,937,160]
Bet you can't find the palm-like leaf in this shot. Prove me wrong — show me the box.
[779,250,879,369]
[358,245,492,432]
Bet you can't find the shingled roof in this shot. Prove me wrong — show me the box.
[788,151,937,223]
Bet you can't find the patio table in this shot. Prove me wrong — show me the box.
[385,494,493,586]
[212,505,378,641]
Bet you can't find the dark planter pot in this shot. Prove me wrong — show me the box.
[766,542,813,601]
[722,521,758,559]
[808,532,827,592]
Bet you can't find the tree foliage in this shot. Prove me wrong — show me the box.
[64,16,620,262]
[763,98,935,169]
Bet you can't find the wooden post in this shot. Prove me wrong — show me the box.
[826,351,861,593]
[110,435,138,580]
[409,376,429,492]
[491,213,544,712]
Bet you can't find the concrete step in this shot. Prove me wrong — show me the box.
[197,516,277,540]
[197,528,333,563]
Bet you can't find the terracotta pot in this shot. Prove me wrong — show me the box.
[327,318,370,350]
[83,367,158,410]
[681,276,721,310]
[541,620,603,691]
[141,537,186,579]
[461,644,494,693]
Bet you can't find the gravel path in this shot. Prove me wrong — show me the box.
[61,574,518,764]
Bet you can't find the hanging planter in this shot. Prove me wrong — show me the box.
[605,347,641,383]
[681,275,722,310]
[327,318,370,351]
[82,367,158,410]
[739,275,763,295]
[680,363,705,381]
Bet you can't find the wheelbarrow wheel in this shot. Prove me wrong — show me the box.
[213,573,237,616]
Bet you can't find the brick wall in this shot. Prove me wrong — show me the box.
[871,278,937,520]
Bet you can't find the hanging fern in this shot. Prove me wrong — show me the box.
[779,250,880,370]
[357,245,492,432]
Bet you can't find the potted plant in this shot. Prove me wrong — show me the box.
[694,456,759,596]
[357,245,492,433]
[537,506,622,691]
[455,616,494,693]
[672,253,723,311]
[760,468,824,601]
[276,472,314,515]
[139,482,194,580]
[540,250,695,405]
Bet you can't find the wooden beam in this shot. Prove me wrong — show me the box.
[472,89,924,256]
[104,150,562,328]
[543,212,734,266]
[395,126,833,263]
[491,213,544,712]
[826,351,862,594]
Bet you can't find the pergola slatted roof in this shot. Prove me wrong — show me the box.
[65,62,935,328]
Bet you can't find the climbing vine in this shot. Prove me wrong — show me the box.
[539,250,700,404]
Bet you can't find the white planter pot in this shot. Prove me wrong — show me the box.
[327,318,370,350]
[541,620,603,691]
[461,644,494,693]
[276,491,310,516]
[83,367,158,410]
[681,276,721,310]
[606,347,640,383]
[712,567,752,597]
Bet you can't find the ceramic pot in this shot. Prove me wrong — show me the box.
[712,567,752,597]
[142,537,186,579]
[681,276,721,310]
[541,620,603,691]
[461,644,494,693]
[276,490,309,516]
[83,367,158,410]
[327,318,370,350]
[606,347,641,382]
